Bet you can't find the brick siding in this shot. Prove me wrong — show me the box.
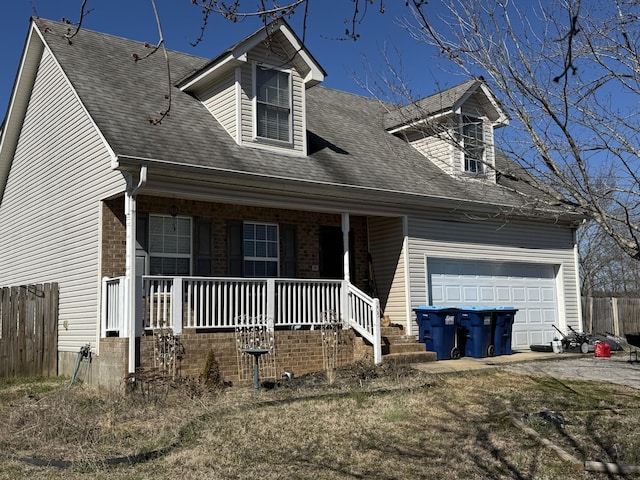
[136,328,373,386]
[101,195,371,292]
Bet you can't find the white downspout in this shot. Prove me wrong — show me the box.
[125,166,147,376]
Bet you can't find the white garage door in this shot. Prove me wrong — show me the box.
[427,259,558,349]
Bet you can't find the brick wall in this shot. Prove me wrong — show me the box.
[101,195,371,291]
[138,328,373,386]
[101,197,126,279]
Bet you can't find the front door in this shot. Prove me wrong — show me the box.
[319,226,343,279]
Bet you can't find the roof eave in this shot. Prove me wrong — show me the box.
[0,20,44,206]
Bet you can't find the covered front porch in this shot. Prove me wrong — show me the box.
[96,182,417,383]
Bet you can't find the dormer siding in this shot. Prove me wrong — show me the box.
[199,70,238,140]
[407,133,454,176]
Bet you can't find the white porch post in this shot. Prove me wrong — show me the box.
[402,215,413,337]
[342,213,350,283]
[125,191,137,375]
[125,166,147,376]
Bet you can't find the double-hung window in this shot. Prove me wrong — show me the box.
[461,115,485,174]
[243,222,279,277]
[148,214,192,275]
[256,66,291,143]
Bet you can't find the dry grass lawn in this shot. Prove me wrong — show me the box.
[0,361,639,479]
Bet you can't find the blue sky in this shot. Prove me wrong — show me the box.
[0,0,460,120]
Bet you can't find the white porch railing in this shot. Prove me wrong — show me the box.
[101,276,382,363]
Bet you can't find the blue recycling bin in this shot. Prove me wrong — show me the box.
[493,307,518,355]
[457,307,495,358]
[414,306,460,360]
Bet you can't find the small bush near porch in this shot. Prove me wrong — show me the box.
[1,366,639,479]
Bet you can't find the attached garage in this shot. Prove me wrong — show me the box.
[427,258,560,349]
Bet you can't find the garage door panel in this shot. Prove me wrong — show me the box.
[480,287,495,302]
[462,287,478,302]
[527,288,541,301]
[527,310,543,324]
[541,288,555,302]
[428,259,558,349]
[513,331,530,346]
[444,286,461,302]
[512,288,526,302]
[527,330,545,345]
[496,287,511,302]
[543,309,556,324]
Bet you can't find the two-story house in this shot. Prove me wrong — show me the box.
[0,18,582,388]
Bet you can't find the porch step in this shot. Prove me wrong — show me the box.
[382,350,437,364]
[380,324,436,364]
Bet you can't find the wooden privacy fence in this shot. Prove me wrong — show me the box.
[0,283,58,377]
[582,296,640,336]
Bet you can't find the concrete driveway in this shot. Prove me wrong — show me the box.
[414,350,640,390]
[503,354,640,390]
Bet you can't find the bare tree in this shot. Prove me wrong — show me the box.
[402,0,640,260]
[579,221,640,295]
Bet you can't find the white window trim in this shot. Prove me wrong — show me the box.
[243,221,280,277]
[252,62,293,146]
[460,115,486,174]
[148,214,193,276]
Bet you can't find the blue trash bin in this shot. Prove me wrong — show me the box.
[494,307,518,355]
[457,307,495,358]
[414,306,460,360]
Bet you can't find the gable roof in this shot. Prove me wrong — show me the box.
[0,18,575,221]
[384,79,509,132]
[177,17,326,92]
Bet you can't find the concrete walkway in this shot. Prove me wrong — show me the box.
[413,350,640,389]
[412,349,578,373]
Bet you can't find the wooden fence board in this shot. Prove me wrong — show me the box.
[582,296,640,337]
[0,283,59,378]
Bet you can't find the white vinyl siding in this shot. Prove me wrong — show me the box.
[405,217,579,333]
[408,132,454,175]
[0,46,124,352]
[367,217,407,325]
[200,70,237,140]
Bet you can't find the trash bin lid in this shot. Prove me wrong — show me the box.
[413,305,459,312]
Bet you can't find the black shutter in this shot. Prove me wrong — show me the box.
[227,220,244,276]
[281,224,297,278]
[194,218,214,276]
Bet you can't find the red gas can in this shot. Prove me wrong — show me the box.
[594,341,611,358]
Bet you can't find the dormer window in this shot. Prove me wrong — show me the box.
[255,65,291,143]
[461,115,485,174]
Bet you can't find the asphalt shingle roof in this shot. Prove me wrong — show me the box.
[35,19,558,214]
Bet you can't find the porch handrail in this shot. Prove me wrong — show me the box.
[346,283,382,363]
